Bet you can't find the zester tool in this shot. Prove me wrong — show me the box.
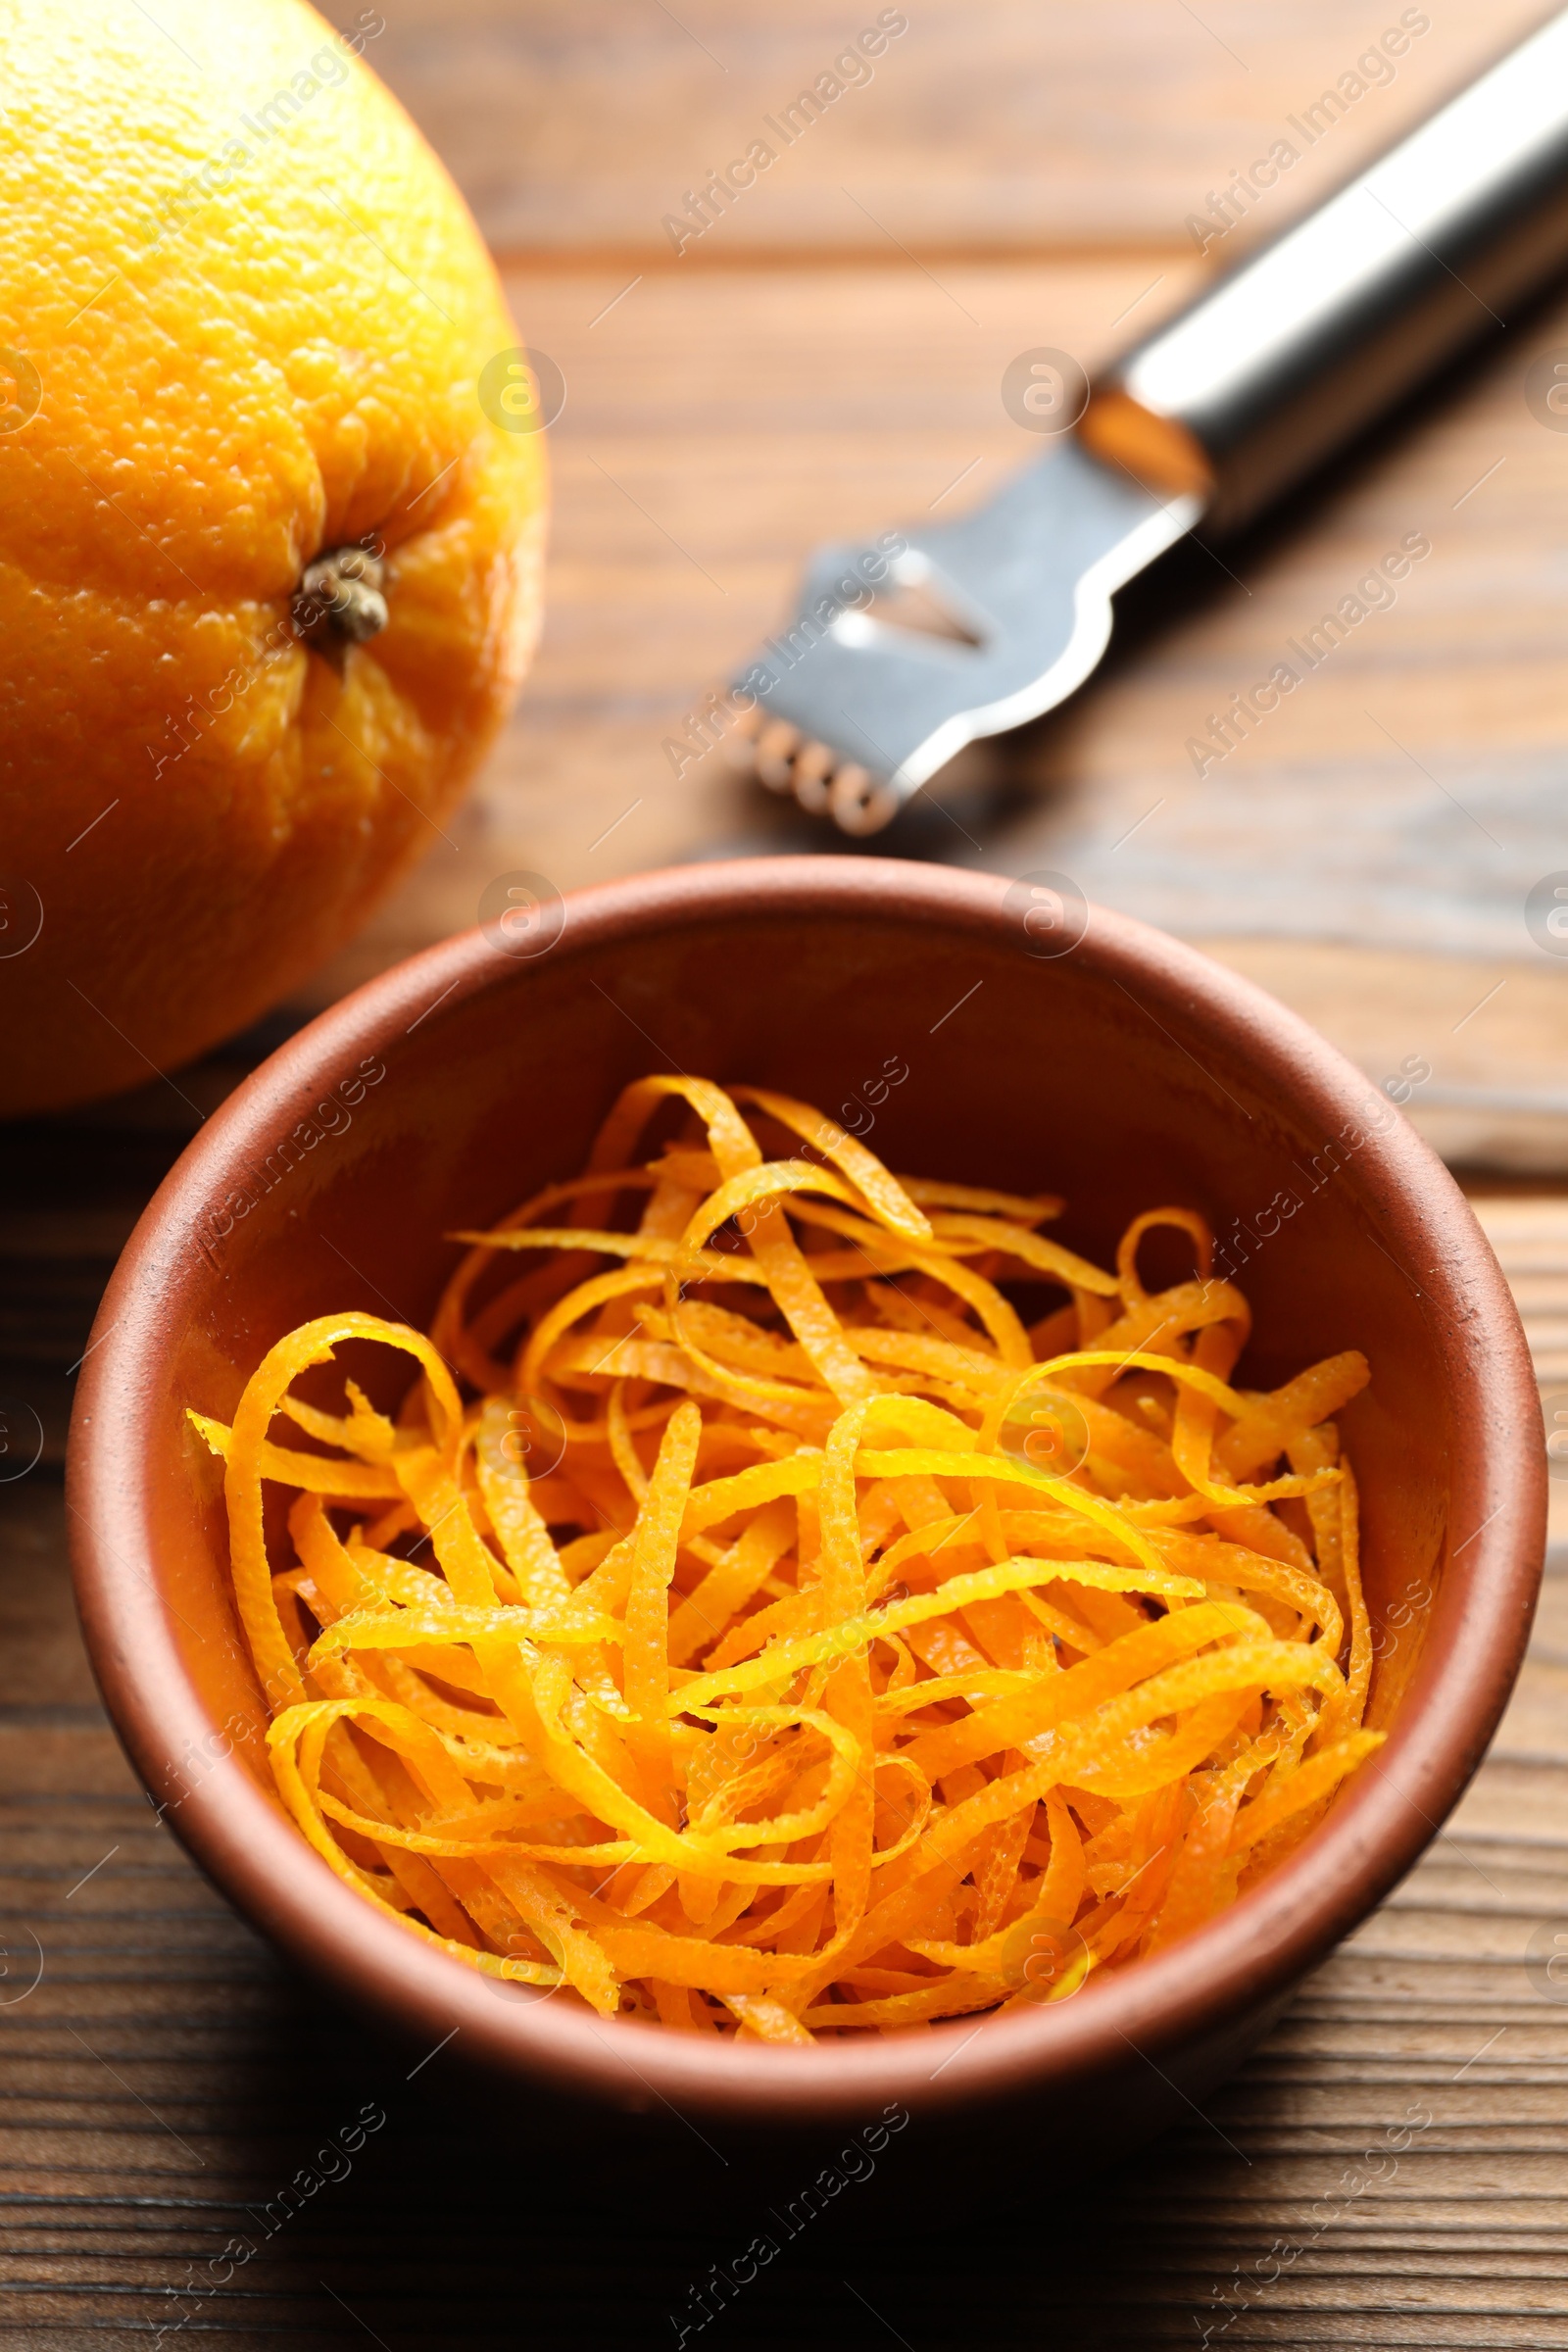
[723,7,1568,833]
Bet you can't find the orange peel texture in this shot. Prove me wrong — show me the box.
[194,1078,1384,2040]
[0,0,546,1111]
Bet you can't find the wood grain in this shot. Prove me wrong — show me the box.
[10,2,1568,2339]
[317,0,1550,260]
[2,1186,1565,2347]
[296,252,1568,1164]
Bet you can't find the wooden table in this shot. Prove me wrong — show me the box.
[6,3,1568,2340]
[303,0,1568,1173]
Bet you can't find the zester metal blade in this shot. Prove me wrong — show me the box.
[727,440,1201,834]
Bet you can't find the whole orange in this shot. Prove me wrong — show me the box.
[0,0,547,1113]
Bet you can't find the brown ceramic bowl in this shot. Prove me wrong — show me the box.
[68,858,1544,2149]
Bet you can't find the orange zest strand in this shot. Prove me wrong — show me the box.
[194,1077,1387,2039]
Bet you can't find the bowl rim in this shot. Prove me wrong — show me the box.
[67,855,1544,2128]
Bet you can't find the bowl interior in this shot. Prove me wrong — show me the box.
[166,892,1445,1752]
[73,862,1540,2124]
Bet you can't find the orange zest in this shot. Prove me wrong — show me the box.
[193,1076,1383,2038]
